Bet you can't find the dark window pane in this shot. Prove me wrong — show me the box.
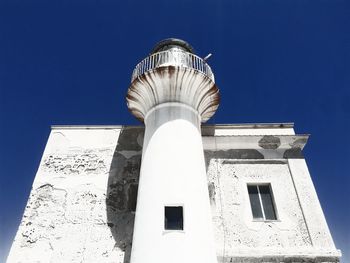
[259,185,277,220]
[165,206,183,230]
[248,185,263,219]
[127,184,138,212]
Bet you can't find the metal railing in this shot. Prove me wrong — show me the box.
[131,49,214,82]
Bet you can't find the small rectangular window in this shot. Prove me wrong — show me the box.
[165,206,183,230]
[248,184,277,221]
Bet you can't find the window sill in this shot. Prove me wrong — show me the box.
[162,230,186,235]
[252,219,280,222]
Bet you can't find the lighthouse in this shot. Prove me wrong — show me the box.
[126,39,219,263]
[7,39,341,263]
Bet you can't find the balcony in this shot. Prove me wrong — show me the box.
[131,49,215,83]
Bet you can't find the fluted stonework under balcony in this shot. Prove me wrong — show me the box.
[126,39,220,122]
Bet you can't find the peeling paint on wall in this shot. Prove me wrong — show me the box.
[258,135,281,149]
[43,151,109,175]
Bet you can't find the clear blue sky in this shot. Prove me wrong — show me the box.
[0,0,349,261]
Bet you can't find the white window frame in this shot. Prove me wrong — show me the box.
[247,183,278,221]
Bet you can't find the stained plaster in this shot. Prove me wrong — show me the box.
[7,125,340,263]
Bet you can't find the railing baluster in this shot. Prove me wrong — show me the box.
[131,50,214,82]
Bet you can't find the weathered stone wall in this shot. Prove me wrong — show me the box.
[208,161,310,251]
[7,125,340,263]
[7,127,143,263]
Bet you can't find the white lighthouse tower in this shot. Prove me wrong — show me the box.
[126,38,220,263]
[7,38,341,263]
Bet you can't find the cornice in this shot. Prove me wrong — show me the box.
[51,123,294,130]
[203,134,309,151]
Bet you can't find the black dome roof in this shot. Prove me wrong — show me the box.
[151,38,194,54]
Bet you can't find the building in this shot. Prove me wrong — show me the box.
[7,39,341,263]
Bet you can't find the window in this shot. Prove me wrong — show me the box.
[247,184,277,220]
[164,206,183,230]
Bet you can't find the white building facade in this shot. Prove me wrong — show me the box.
[7,39,341,263]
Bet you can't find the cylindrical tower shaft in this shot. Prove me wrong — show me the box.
[131,103,217,262]
[126,39,220,263]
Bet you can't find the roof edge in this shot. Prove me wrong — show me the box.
[51,123,294,130]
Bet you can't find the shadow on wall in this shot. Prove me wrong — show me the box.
[106,126,144,263]
[106,125,270,262]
